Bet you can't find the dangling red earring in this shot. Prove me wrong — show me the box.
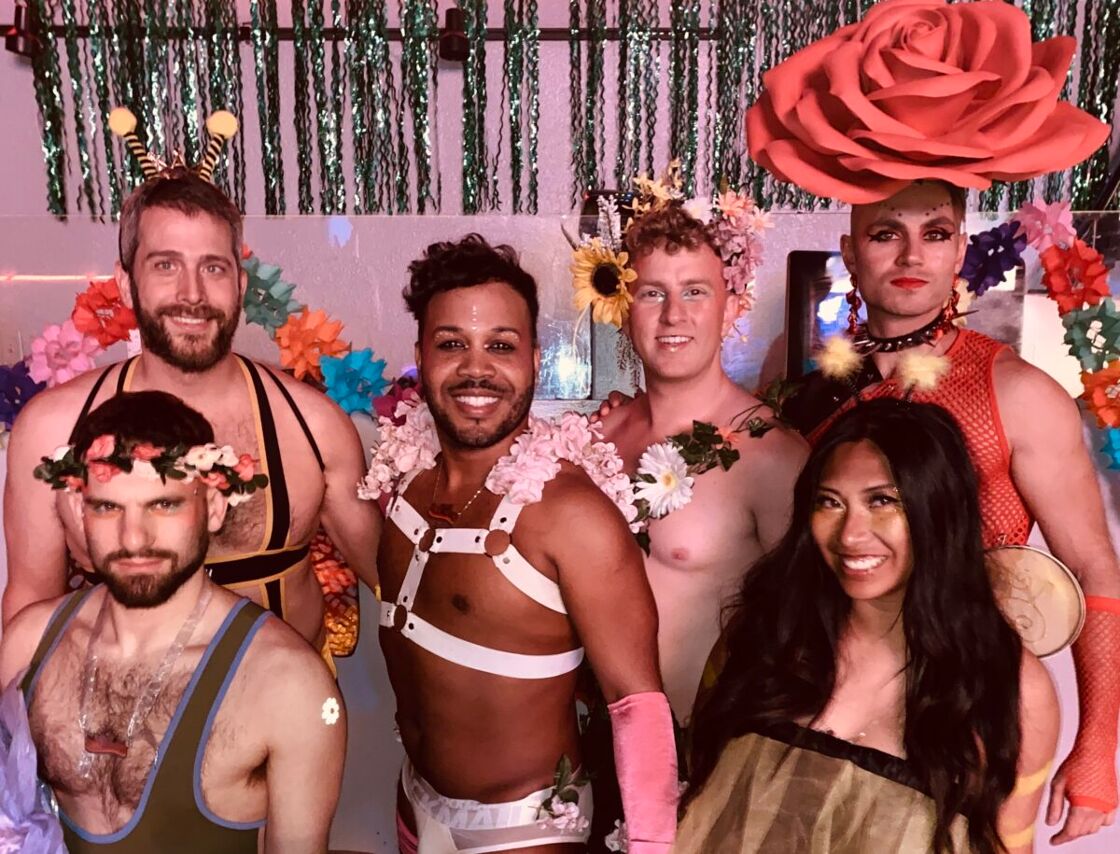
[943,279,963,322]
[845,274,862,336]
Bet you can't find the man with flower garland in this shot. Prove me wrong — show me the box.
[750,0,1120,842]
[592,201,808,724]
[366,234,677,854]
[0,391,345,853]
[2,169,380,658]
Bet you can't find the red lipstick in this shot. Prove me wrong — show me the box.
[889,277,927,290]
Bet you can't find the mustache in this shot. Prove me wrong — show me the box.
[104,548,178,564]
[155,304,225,321]
[448,379,507,394]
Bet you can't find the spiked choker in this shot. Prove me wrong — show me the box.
[851,312,958,355]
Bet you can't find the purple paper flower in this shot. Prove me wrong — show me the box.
[0,362,46,432]
[960,221,1027,297]
[0,683,67,853]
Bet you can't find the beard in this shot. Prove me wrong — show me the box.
[427,379,534,450]
[94,535,208,609]
[131,279,239,373]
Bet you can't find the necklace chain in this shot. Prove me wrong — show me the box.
[77,582,213,778]
[428,461,488,524]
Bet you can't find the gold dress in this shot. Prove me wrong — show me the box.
[676,722,970,853]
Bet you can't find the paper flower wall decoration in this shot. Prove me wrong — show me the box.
[959,221,1026,296]
[1041,239,1110,314]
[1100,429,1120,471]
[243,253,302,335]
[27,320,101,386]
[321,348,389,415]
[0,362,45,433]
[1062,299,1120,373]
[70,278,137,347]
[1015,200,1075,252]
[1081,361,1120,429]
[274,308,349,382]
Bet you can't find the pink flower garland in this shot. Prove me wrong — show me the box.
[358,399,639,528]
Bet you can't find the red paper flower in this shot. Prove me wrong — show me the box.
[1082,362,1120,429]
[274,308,350,382]
[84,434,115,461]
[71,278,137,348]
[745,0,1110,203]
[1040,240,1110,314]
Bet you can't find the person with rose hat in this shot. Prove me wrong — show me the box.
[751,0,1118,844]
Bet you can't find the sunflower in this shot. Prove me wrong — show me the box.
[571,238,637,327]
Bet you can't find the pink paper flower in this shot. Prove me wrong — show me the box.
[27,320,101,387]
[85,434,115,461]
[130,442,162,461]
[233,453,257,480]
[1015,200,1075,252]
[87,461,119,483]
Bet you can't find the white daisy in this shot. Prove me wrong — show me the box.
[635,442,695,518]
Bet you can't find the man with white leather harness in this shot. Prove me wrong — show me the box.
[360,234,677,854]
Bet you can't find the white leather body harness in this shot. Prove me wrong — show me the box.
[380,471,585,679]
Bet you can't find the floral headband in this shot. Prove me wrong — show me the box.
[34,435,268,507]
[108,106,238,184]
[569,160,771,329]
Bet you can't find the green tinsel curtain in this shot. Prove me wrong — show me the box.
[23,1,1120,216]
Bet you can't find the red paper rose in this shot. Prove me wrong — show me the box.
[1040,239,1110,314]
[71,278,137,348]
[746,0,1110,203]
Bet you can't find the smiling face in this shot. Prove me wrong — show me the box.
[626,244,736,383]
[841,182,967,331]
[417,280,539,450]
[120,207,245,372]
[811,440,913,606]
[76,468,226,609]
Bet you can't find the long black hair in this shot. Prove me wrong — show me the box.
[688,399,1022,854]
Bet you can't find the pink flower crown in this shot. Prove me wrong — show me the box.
[34,435,268,507]
[570,160,772,327]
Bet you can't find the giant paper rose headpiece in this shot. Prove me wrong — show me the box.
[745,0,1110,204]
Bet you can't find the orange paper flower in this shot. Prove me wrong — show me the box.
[1040,240,1110,314]
[1082,361,1120,429]
[274,308,349,381]
[71,278,137,348]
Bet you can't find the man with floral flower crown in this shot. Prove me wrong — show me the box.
[0,390,345,853]
[361,234,677,854]
[574,167,807,851]
[3,155,380,666]
[752,0,1120,843]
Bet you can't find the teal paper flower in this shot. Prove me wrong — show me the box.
[1062,299,1120,372]
[243,254,302,335]
[321,349,389,415]
[1100,428,1120,470]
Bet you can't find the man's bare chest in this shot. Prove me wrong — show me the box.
[29,654,195,818]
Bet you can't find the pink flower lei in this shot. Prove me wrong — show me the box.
[358,398,640,529]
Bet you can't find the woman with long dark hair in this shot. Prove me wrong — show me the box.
[679,400,1058,853]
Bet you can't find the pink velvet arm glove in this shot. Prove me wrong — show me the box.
[609,691,679,853]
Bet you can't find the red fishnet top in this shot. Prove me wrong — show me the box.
[809,329,1033,548]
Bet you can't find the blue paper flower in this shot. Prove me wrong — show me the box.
[0,361,46,432]
[0,683,67,852]
[1100,428,1120,470]
[960,220,1027,296]
[242,254,302,335]
[321,348,389,415]
[1063,299,1120,372]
